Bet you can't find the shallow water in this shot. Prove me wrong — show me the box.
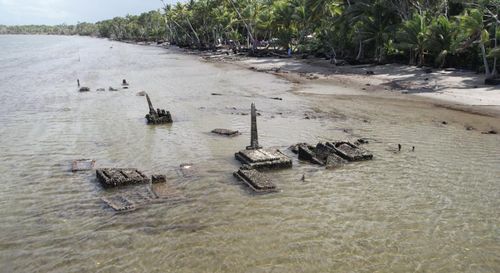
[0,35,499,273]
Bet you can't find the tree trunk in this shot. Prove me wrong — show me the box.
[480,42,491,76]
[356,40,363,60]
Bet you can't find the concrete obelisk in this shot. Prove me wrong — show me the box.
[246,103,262,150]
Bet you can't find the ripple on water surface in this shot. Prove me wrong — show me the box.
[0,35,499,273]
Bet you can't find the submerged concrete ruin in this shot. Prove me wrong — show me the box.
[291,141,373,168]
[234,103,292,170]
[96,168,150,188]
[233,168,278,193]
[145,94,173,124]
[233,103,292,193]
[72,159,95,172]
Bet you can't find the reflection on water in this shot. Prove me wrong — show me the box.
[0,35,499,273]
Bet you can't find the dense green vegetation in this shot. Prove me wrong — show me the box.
[1,0,499,77]
[0,22,97,36]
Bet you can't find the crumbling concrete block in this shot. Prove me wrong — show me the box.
[233,168,278,193]
[96,168,150,188]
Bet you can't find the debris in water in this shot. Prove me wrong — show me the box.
[72,159,95,172]
[481,130,498,134]
[211,128,240,137]
[151,174,166,184]
[79,87,90,92]
[145,94,173,124]
[122,79,129,86]
[108,87,118,91]
[96,88,105,91]
[137,91,147,96]
[101,195,136,212]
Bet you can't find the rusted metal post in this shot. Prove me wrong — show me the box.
[246,103,262,150]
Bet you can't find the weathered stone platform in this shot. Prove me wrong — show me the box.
[96,168,150,188]
[72,159,95,172]
[233,169,278,193]
[325,141,373,161]
[291,141,372,168]
[235,148,292,170]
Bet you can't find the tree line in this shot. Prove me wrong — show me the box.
[1,0,499,77]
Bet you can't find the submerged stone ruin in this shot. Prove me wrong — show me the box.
[145,94,173,124]
[233,103,292,193]
[233,168,278,193]
[234,103,292,170]
[291,141,373,168]
[72,159,95,172]
[96,168,150,188]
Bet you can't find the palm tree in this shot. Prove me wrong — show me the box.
[398,13,431,66]
[458,8,492,76]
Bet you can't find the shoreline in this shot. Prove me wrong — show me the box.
[185,47,500,119]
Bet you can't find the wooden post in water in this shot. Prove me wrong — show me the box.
[246,103,262,150]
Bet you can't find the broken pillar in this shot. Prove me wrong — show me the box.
[246,103,262,150]
[235,103,291,170]
[145,94,173,124]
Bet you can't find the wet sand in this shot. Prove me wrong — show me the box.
[200,50,500,119]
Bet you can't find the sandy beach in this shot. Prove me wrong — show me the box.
[199,50,500,118]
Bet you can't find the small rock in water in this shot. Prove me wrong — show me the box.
[211,93,223,96]
[211,128,240,137]
[151,174,166,184]
[441,121,448,125]
[271,97,283,100]
[96,88,105,92]
[79,87,90,92]
[109,87,118,91]
[481,130,498,135]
